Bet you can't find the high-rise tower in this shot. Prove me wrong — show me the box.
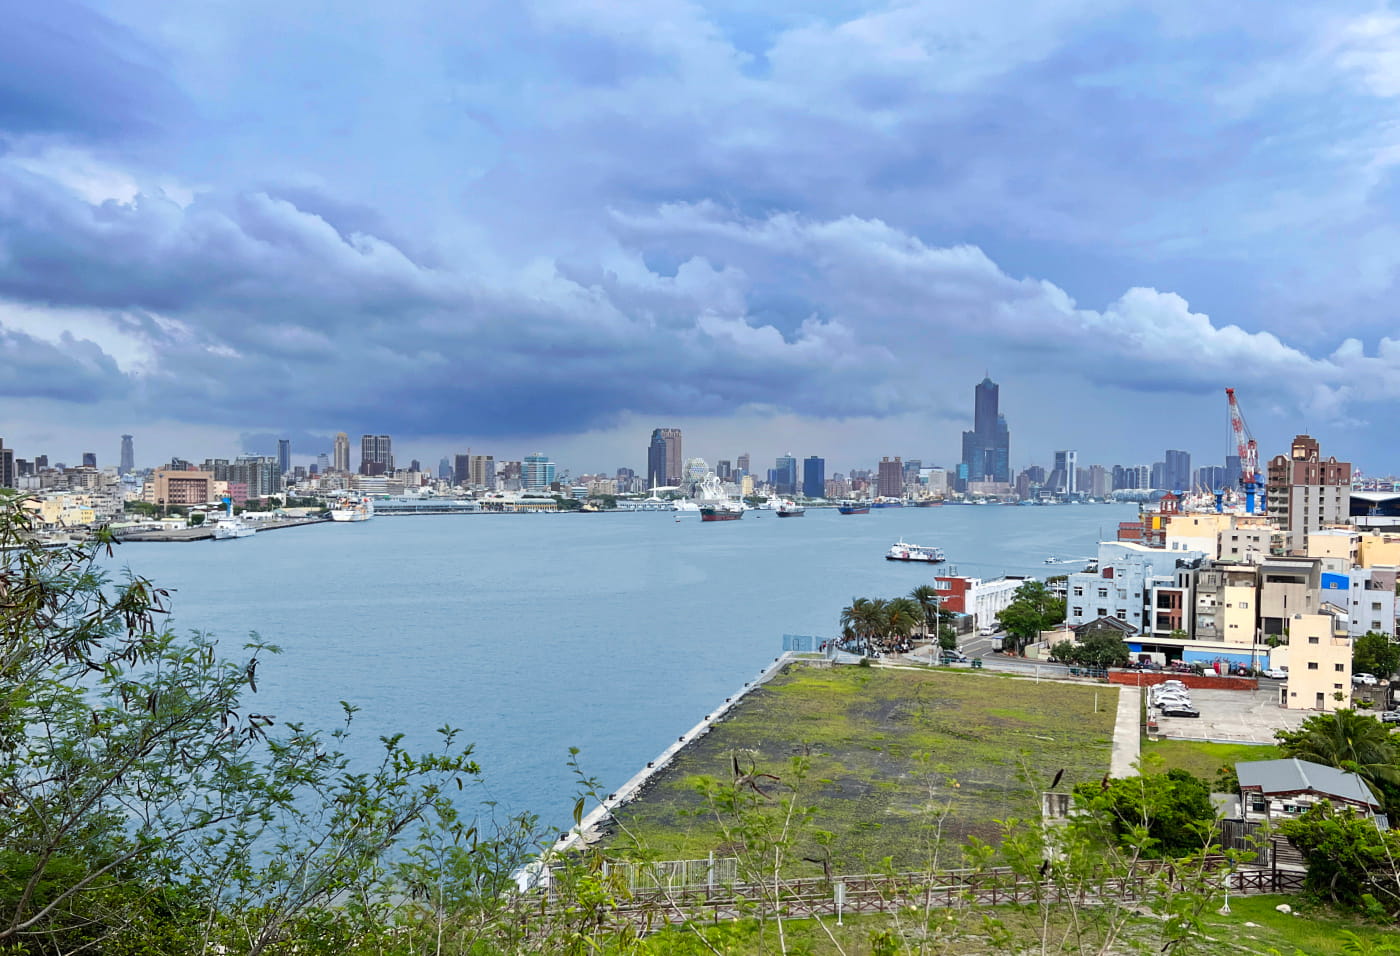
[959,376,1011,486]
[277,438,291,475]
[647,428,682,488]
[119,435,134,475]
[333,433,351,473]
[359,435,393,475]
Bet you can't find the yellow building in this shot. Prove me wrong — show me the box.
[1275,610,1352,711]
[1357,531,1400,568]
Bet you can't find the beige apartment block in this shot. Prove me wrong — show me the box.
[152,469,215,507]
[1166,513,1234,557]
[1192,564,1260,644]
[1307,529,1361,573]
[1275,612,1352,711]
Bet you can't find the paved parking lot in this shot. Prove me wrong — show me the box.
[1152,681,1311,742]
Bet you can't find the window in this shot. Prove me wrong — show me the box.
[1098,608,1108,618]
[1072,607,1082,617]
[1240,601,1249,609]
[1335,663,1345,671]
[1073,587,1083,597]
[1307,662,1319,670]
[1097,588,1108,598]
[1373,602,1383,611]
[1116,609,1127,620]
[1308,636,1319,644]
[1334,683,1343,690]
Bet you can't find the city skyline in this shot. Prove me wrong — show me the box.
[4,4,1400,472]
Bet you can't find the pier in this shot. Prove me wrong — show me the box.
[116,516,329,542]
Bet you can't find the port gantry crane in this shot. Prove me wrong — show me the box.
[1225,387,1263,514]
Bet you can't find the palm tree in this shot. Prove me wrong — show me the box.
[885,597,923,650]
[909,585,940,636]
[1275,709,1400,800]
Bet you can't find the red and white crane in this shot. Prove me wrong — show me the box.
[1225,387,1261,514]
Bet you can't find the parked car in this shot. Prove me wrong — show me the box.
[939,650,969,663]
[1264,668,1288,680]
[1160,680,1188,691]
[1353,673,1379,686]
[1379,710,1400,723]
[1160,704,1200,718]
[1154,695,1193,709]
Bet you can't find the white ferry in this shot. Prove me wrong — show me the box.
[885,539,945,563]
[329,497,374,522]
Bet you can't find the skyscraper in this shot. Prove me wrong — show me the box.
[1048,450,1078,494]
[333,432,351,473]
[646,428,682,488]
[277,438,291,475]
[522,452,555,490]
[736,453,750,477]
[802,456,825,498]
[81,452,97,468]
[0,438,13,489]
[1163,449,1191,492]
[877,457,904,497]
[454,453,471,486]
[119,435,134,475]
[359,435,393,475]
[960,376,1011,486]
[773,454,797,495]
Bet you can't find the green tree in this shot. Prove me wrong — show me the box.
[995,580,1066,654]
[1275,709,1400,809]
[1281,803,1400,916]
[1072,767,1216,858]
[1354,631,1400,679]
[908,584,941,635]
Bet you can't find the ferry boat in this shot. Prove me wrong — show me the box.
[885,539,945,563]
[210,497,255,540]
[329,497,374,522]
[775,500,805,517]
[837,503,870,515]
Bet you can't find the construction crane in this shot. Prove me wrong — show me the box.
[1225,387,1262,514]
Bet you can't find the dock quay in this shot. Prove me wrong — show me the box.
[116,516,329,542]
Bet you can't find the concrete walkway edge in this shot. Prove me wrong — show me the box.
[1110,686,1141,778]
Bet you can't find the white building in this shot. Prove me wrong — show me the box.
[1066,541,1205,635]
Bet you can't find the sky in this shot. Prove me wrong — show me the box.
[4,0,1400,477]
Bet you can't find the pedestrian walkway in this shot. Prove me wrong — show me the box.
[1110,686,1141,777]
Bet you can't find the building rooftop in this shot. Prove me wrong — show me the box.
[1236,758,1380,809]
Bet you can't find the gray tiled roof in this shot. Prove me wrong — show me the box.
[1236,758,1379,808]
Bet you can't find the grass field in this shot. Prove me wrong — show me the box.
[1142,739,1281,783]
[602,663,1117,871]
[634,894,1393,955]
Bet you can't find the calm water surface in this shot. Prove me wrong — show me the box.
[105,503,1132,828]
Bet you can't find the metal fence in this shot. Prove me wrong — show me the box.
[604,855,739,891]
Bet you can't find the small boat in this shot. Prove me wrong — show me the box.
[210,497,255,540]
[776,500,805,517]
[837,503,870,515]
[885,539,945,563]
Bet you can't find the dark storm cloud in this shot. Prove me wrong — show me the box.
[4,0,1400,464]
[0,1,180,141]
[0,327,129,402]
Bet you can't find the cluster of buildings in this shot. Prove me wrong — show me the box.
[1056,434,1398,711]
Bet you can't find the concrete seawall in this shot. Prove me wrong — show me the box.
[118,516,328,542]
[553,651,804,854]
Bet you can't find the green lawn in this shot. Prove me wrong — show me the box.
[1142,739,1281,783]
[1198,894,1397,955]
[602,663,1117,872]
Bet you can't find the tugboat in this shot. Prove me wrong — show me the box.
[885,539,946,563]
[776,500,806,517]
[837,502,870,515]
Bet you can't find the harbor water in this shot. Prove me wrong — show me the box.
[103,503,1134,829]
